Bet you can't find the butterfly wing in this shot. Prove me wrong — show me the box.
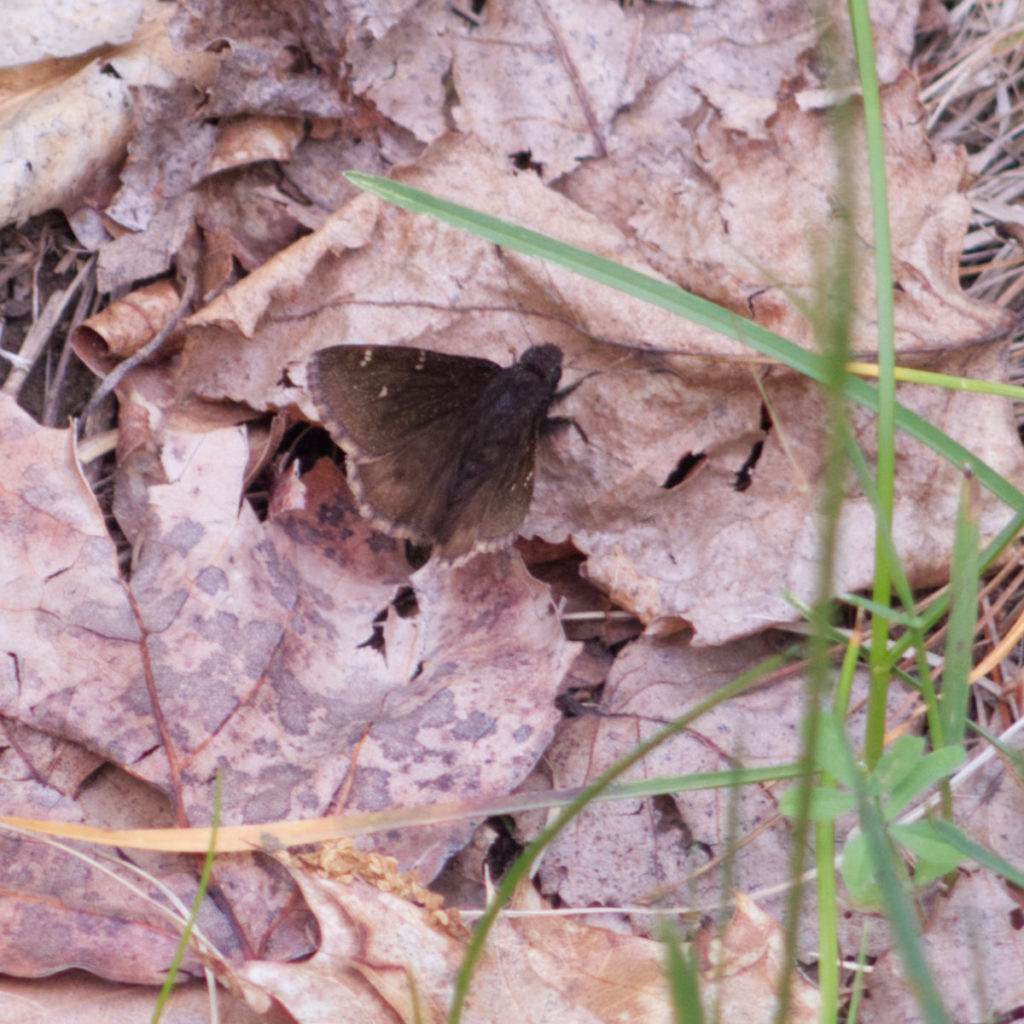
[434,428,540,562]
[432,350,561,561]
[309,346,502,457]
[309,345,502,543]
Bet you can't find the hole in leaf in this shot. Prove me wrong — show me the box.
[359,588,419,653]
[404,540,431,569]
[509,149,544,175]
[392,586,419,618]
[661,452,705,489]
[733,440,764,491]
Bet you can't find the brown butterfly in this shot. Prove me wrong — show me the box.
[308,343,564,563]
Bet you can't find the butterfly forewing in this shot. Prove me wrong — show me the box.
[309,346,501,457]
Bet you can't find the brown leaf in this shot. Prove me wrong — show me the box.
[0,973,262,1024]
[0,383,575,974]
[237,856,818,1023]
[530,631,911,958]
[238,859,674,1024]
[861,872,1024,1024]
[73,279,182,374]
[169,120,1024,645]
[0,1,218,228]
[698,893,819,1024]
[4,0,1021,1010]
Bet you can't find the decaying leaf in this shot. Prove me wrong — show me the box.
[698,892,820,1024]
[163,120,1024,646]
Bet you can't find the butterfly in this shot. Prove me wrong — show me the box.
[308,343,565,563]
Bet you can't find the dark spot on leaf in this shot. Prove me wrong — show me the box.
[197,566,228,595]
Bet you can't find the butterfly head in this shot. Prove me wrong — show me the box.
[518,344,563,390]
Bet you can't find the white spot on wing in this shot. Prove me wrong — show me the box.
[360,349,373,367]
[378,385,388,398]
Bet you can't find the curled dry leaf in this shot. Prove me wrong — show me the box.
[0,0,218,228]
[240,859,673,1024]
[0,0,144,66]
[73,279,183,375]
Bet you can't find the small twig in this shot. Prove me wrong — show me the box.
[43,258,98,426]
[1,253,95,400]
[533,0,608,159]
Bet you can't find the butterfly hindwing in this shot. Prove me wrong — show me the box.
[435,428,540,561]
[433,356,559,558]
[346,415,472,545]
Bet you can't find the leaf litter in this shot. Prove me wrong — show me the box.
[1,0,1023,1020]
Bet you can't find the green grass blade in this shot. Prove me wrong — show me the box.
[849,363,1024,401]
[845,924,872,1024]
[929,820,1024,888]
[848,0,898,773]
[941,474,980,748]
[853,771,952,1023]
[150,774,222,1024]
[660,921,706,1024]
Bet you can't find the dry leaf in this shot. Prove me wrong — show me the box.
[0,1,217,228]
[0,385,575,975]
[0,973,261,1024]
[3,0,1021,1015]
[239,860,673,1024]
[237,859,818,1023]
[165,119,1024,645]
[698,892,819,1024]
[530,631,909,959]
[861,871,1024,1024]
